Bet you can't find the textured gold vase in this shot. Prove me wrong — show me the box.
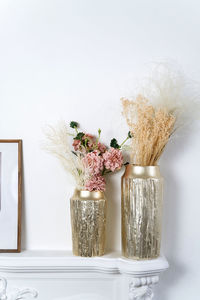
[121,165,163,260]
[70,189,106,257]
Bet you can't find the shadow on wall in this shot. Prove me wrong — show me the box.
[105,171,122,252]
[154,128,195,300]
[155,166,186,300]
[21,148,27,250]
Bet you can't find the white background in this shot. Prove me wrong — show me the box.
[0,0,200,299]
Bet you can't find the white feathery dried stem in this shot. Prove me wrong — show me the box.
[141,63,200,134]
[43,121,85,189]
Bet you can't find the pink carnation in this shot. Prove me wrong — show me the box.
[82,150,104,175]
[84,133,94,140]
[73,134,95,152]
[83,134,95,150]
[98,142,107,153]
[72,139,81,151]
[85,175,106,192]
[103,148,123,172]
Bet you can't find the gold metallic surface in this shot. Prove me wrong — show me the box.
[121,165,163,260]
[70,189,106,257]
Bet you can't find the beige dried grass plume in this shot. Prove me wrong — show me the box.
[122,96,175,165]
[121,64,200,166]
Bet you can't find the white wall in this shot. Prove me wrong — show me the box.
[0,0,200,299]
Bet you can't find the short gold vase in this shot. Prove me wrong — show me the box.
[121,165,163,260]
[70,189,106,257]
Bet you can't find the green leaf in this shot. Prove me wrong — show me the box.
[77,169,82,176]
[110,138,120,149]
[74,132,85,140]
[128,131,132,138]
[70,121,78,129]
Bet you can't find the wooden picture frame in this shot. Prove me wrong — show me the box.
[0,140,22,253]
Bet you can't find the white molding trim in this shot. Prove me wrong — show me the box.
[0,277,38,300]
[0,251,168,277]
[129,276,159,300]
[0,277,7,300]
[0,251,169,300]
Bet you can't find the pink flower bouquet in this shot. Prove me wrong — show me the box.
[44,120,131,192]
[69,121,131,192]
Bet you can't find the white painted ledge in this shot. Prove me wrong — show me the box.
[0,251,168,276]
[0,251,169,300]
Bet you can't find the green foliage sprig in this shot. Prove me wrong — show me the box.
[110,131,132,149]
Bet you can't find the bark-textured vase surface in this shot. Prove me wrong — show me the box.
[70,189,106,257]
[121,165,163,260]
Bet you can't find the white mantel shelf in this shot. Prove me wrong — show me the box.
[0,250,168,276]
[0,251,169,300]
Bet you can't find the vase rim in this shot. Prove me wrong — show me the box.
[123,164,161,178]
[73,189,105,200]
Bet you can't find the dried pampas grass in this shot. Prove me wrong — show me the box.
[122,63,200,166]
[43,121,85,189]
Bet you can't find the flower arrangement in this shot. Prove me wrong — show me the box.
[121,64,200,166]
[44,121,131,191]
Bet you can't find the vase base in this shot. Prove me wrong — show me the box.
[122,253,160,261]
[72,252,105,257]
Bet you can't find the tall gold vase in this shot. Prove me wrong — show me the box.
[70,189,106,257]
[121,165,163,260]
